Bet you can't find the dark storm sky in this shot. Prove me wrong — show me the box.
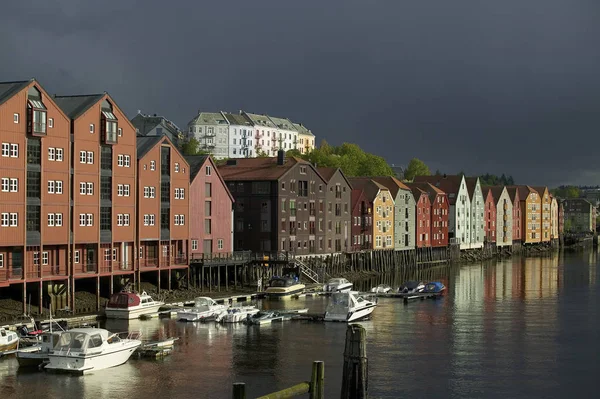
[2,0,599,186]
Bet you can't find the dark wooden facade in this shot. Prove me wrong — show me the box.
[318,167,352,253]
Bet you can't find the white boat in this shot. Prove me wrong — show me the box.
[324,291,377,322]
[323,278,353,293]
[177,297,229,322]
[105,291,164,320]
[45,328,141,374]
[397,281,425,294]
[246,311,290,325]
[0,327,19,356]
[371,284,392,294]
[16,331,62,368]
[265,277,305,298]
[216,306,260,323]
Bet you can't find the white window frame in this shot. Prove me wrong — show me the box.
[150,161,155,171]
[55,180,63,194]
[1,178,8,192]
[74,250,80,263]
[49,118,54,128]
[124,214,130,226]
[149,214,155,226]
[90,123,95,133]
[48,213,55,226]
[180,215,185,225]
[144,187,149,198]
[118,127,122,137]
[150,187,155,198]
[48,180,55,194]
[80,182,86,195]
[10,213,17,227]
[1,143,9,157]
[1,213,8,227]
[79,214,86,226]
[87,151,93,164]
[174,215,180,226]
[42,252,48,265]
[48,147,55,161]
[180,188,185,199]
[80,151,86,163]
[10,178,17,192]
[86,213,93,226]
[174,188,180,200]
[218,239,223,250]
[13,113,19,124]
[143,214,149,226]
[117,214,124,226]
[124,184,130,197]
[56,148,63,161]
[33,252,39,265]
[87,182,93,195]
[55,213,63,227]
[124,155,130,167]
[174,163,179,173]
[191,240,198,250]
[117,154,123,167]
[206,166,212,176]
[10,144,18,158]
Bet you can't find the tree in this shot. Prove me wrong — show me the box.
[181,137,211,156]
[256,149,270,158]
[285,149,303,158]
[404,158,430,181]
[551,185,580,199]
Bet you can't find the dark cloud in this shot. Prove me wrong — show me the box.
[2,0,599,186]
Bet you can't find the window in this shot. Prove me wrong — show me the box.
[86,213,93,226]
[206,165,212,176]
[14,113,19,123]
[80,151,86,163]
[144,214,149,226]
[124,184,130,196]
[118,155,123,167]
[180,215,185,225]
[124,214,129,226]
[56,148,63,161]
[149,214,155,226]
[117,184,123,196]
[55,213,62,226]
[42,252,48,265]
[175,163,179,173]
[144,187,149,198]
[175,188,180,200]
[1,178,8,192]
[180,188,184,199]
[205,219,211,234]
[49,118,54,128]
[48,213,55,226]
[56,180,62,194]
[87,151,93,164]
[74,251,80,263]
[2,143,9,157]
[87,182,93,195]
[79,214,86,226]
[205,201,212,216]
[150,187,155,198]
[1,213,8,226]
[218,239,223,250]
[175,215,180,225]
[124,155,130,167]
[90,123,95,133]
[205,183,212,197]
[48,180,55,194]
[112,248,117,261]
[192,240,198,250]
[10,144,18,158]
[150,161,155,171]
[117,214,123,226]
[9,178,17,192]
[48,147,55,161]
[118,127,122,137]
[10,213,17,226]
[33,252,39,265]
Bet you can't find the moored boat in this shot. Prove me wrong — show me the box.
[177,297,229,322]
[45,328,141,374]
[371,284,392,293]
[265,276,305,298]
[16,331,62,369]
[246,311,290,325]
[397,280,425,294]
[323,278,353,293]
[0,327,19,357]
[216,306,260,323]
[105,291,164,320]
[324,291,377,322]
[422,281,446,294]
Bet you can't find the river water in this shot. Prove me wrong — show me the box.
[1,251,598,398]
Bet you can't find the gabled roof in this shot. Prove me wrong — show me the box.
[348,178,388,202]
[407,182,444,204]
[268,116,297,132]
[293,123,314,137]
[184,155,234,203]
[413,175,464,205]
[370,176,410,199]
[506,186,519,203]
[242,112,277,128]
[136,135,165,159]
[223,112,253,127]
[53,94,105,119]
[189,112,229,126]
[0,79,31,106]
[482,185,507,205]
[218,156,316,181]
[465,177,480,199]
[507,185,538,201]
[317,167,353,189]
[131,113,182,138]
[531,186,549,197]
[405,182,431,203]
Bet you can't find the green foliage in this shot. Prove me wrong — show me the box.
[257,149,271,158]
[404,158,431,181]
[564,218,573,233]
[479,173,515,186]
[291,141,393,177]
[181,137,210,156]
[551,186,580,199]
[285,149,303,158]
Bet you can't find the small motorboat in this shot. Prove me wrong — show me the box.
[324,291,377,322]
[397,281,425,294]
[422,282,446,294]
[265,276,305,298]
[245,311,290,325]
[16,331,62,369]
[105,291,164,320]
[216,306,260,323]
[177,297,229,322]
[136,337,178,358]
[323,278,353,293]
[44,328,141,374]
[0,327,19,357]
[371,284,392,294]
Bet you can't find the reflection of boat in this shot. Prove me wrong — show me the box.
[265,277,305,298]
[177,297,229,322]
[16,331,62,369]
[246,311,290,325]
[45,328,141,374]
[0,327,19,356]
[422,282,446,294]
[397,281,425,294]
[105,291,164,320]
[371,284,391,293]
[323,278,353,293]
[324,291,377,322]
[136,337,178,358]
[217,306,260,323]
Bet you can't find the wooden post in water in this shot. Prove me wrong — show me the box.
[232,382,246,399]
[341,324,368,399]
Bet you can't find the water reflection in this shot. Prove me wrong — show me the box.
[0,252,598,398]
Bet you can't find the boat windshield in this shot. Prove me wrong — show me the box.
[326,293,351,314]
[194,298,215,307]
[270,278,295,288]
[55,332,104,352]
[329,278,346,285]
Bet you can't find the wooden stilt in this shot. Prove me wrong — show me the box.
[39,280,43,316]
[96,276,100,311]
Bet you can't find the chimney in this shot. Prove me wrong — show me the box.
[277,149,285,165]
[226,159,238,166]
[443,173,447,178]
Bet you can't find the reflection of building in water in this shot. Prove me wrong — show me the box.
[523,256,558,299]
[453,265,485,308]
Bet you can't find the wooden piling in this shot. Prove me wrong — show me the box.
[341,324,368,399]
[232,382,246,399]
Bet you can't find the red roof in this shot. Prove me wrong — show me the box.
[413,175,463,205]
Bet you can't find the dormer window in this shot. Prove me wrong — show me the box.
[27,89,47,136]
[101,110,118,144]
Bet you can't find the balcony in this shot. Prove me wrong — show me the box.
[140,258,158,269]
[289,228,297,236]
[309,209,316,216]
[174,256,188,265]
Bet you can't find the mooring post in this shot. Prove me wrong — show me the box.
[341,324,368,399]
[309,360,325,399]
[232,382,246,399]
